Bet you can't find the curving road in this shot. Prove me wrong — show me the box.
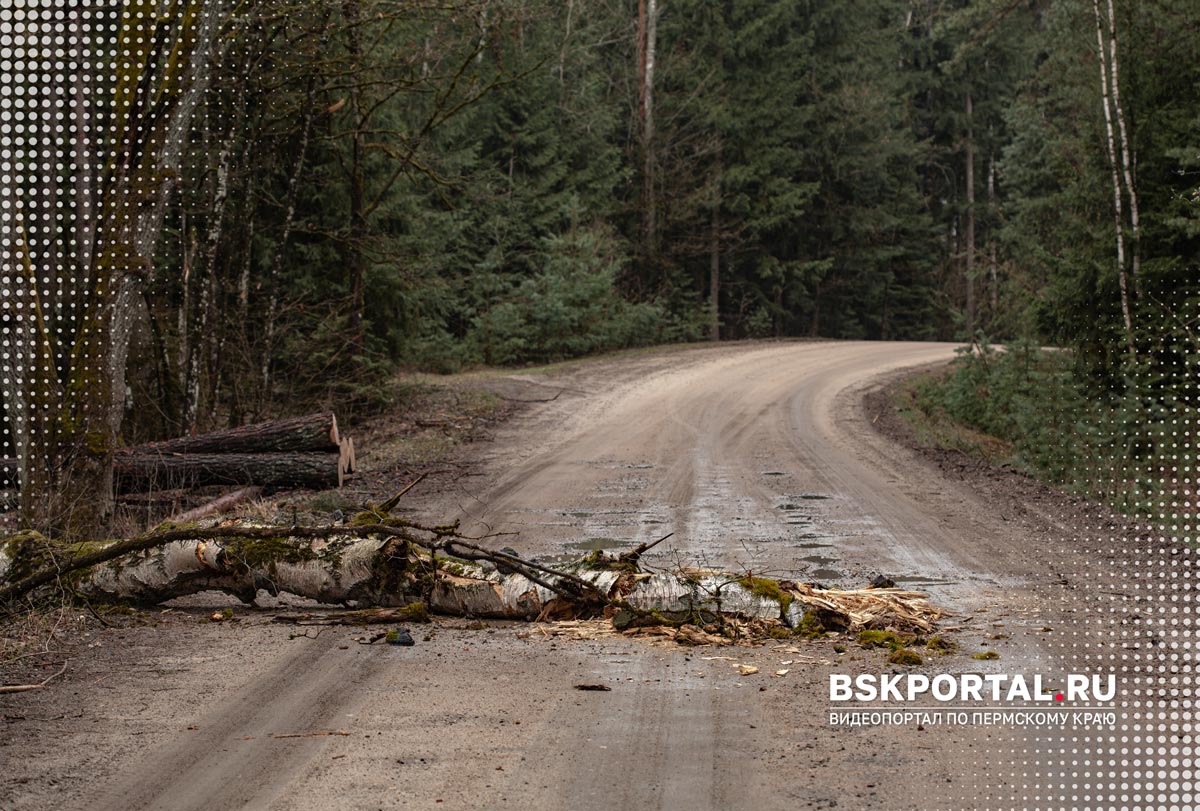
[450,341,1030,611]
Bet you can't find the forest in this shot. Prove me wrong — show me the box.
[1,0,1198,534]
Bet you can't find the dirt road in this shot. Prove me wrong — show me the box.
[3,341,1110,810]
[437,341,1027,603]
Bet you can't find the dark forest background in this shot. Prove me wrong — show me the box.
[126,0,1197,431]
[2,0,1198,531]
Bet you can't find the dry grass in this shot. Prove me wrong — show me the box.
[0,601,79,666]
[891,370,1014,464]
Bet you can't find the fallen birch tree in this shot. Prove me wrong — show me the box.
[0,519,944,637]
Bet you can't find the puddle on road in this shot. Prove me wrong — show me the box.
[809,568,844,581]
[563,537,632,552]
[794,541,833,550]
[803,554,839,567]
[539,537,635,566]
[894,575,957,588]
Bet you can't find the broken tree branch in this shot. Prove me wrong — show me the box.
[170,486,264,524]
[0,660,69,694]
[377,473,426,514]
[620,532,674,563]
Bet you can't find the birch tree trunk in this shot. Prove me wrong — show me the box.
[964,92,976,335]
[1104,0,1139,283]
[710,160,722,342]
[261,81,316,406]
[0,524,944,637]
[640,0,659,260]
[1091,0,1135,358]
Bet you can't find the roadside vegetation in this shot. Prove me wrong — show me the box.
[905,297,1198,533]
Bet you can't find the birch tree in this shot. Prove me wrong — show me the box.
[1091,0,1135,358]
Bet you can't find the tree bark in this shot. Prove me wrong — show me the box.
[1092,0,1136,359]
[640,0,659,259]
[343,0,367,357]
[9,2,230,535]
[988,153,998,316]
[127,412,341,456]
[965,91,976,335]
[169,486,264,524]
[113,451,343,492]
[261,78,315,405]
[710,161,722,342]
[1105,0,1139,283]
[0,524,945,636]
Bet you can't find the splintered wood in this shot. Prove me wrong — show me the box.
[524,582,945,649]
[787,583,946,635]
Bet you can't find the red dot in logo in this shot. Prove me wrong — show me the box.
[1055,693,1065,702]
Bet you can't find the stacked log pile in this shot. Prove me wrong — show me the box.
[115,412,355,491]
[1,413,355,510]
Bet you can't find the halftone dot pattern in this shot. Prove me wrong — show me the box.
[947,284,1197,810]
[1,1,213,521]
[1,2,107,502]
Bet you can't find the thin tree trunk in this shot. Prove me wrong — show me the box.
[988,154,998,316]
[343,0,367,357]
[637,0,647,119]
[237,218,255,321]
[178,213,194,381]
[1105,0,1139,283]
[965,92,976,335]
[810,280,821,338]
[641,0,658,259]
[185,140,234,433]
[1092,0,1135,358]
[709,163,721,342]
[261,81,316,403]
[559,0,574,83]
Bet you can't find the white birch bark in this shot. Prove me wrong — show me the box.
[1104,0,1139,281]
[1092,0,1135,357]
[0,526,943,634]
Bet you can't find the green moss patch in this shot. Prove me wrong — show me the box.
[793,609,828,639]
[737,576,793,612]
[925,636,956,653]
[888,648,923,666]
[858,630,910,650]
[396,602,430,622]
